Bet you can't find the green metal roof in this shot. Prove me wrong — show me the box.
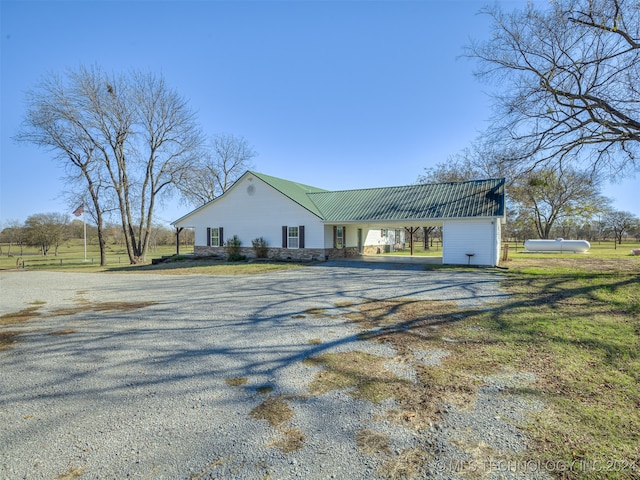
[250,171,329,218]
[307,179,505,222]
[251,171,505,222]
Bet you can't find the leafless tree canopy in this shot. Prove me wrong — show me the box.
[179,133,256,207]
[17,66,205,264]
[509,169,603,239]
[418,145,606,240]
[466,0,640,177]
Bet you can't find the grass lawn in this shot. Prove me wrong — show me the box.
[332,244,639,479]
[0,241,302,275]
[0,240,183,271]
[474,257,639,478]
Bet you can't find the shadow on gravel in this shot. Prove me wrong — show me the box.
[0,265,514,478]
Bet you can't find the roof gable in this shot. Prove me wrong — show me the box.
[250,171,328,218]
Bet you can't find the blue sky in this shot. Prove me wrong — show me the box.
[1,0,637,227]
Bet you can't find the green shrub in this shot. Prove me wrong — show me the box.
[252,237,269,258]
[225,235,246,262]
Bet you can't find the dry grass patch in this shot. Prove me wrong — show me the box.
[343,299,483,414]
[0,331,20,350]
[303,299,486,432]
[250,396,304,453]
[334,300,358,308]
[377,448,429,479]
[249,396,294,428]
[256,385,274,394]
[51,300,156,316]
[0,300,155,350]
[304,308,327,316]
[0,305,43,326]
[355,429,391,455]
[268,427,306,453]
[48,329,78,336]
[303,351,412,403]
[344,298,460,345]
[225,377,248,387]
[447,439,506,479]
[0,306,45,350]
[56,466,85,480]
[109,260,303,276]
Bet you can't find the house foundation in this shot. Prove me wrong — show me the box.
[194,246,359,261]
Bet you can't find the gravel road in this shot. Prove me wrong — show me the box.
[0,262,548,479]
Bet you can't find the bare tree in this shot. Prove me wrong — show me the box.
[419,150,606,240]
[465,0,640,177]
[18,70,113,264]
[510,169,604,239]
[18,66,205,264]
[179,133,256,206]
[418,140,524,186]
[607,210,639,245]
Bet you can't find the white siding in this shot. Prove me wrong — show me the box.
[442,219,497,266]
[322,225,357,248]
[494,220,502,266]
[363,228,405,247]
[176,175,324,248]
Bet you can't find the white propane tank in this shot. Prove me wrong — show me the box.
[524,238,590,253]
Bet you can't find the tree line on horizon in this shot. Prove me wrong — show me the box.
[0,216,193,258]
[12,0,638,264]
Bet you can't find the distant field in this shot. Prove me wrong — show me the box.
[0,240,190,271]
[1,239,639,272]
[385,239,640,258]
[504,240,640,259]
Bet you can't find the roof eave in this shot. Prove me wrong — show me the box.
[321,213,505,225]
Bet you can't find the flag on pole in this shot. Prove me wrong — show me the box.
[73,204,84,217]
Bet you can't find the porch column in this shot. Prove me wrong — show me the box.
[175,227,184,255]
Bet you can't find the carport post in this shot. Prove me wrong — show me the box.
[175,227,184,255]
[405,227,420,256]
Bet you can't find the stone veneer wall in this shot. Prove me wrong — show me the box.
[363,245,393,255]
[194,246,359,261]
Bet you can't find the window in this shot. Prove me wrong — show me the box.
[207,227,223,247]
[335,226,344,249]
[288,226,299,249]
[282,225,304,248]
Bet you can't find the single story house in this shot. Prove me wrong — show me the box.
[172,171,506,266]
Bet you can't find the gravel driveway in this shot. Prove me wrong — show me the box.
[0,262,546,479]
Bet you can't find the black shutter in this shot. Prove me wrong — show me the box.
[282,226,288,248]
[207,227,211,247]
[219,227,224,246]
[299,226,305,249]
